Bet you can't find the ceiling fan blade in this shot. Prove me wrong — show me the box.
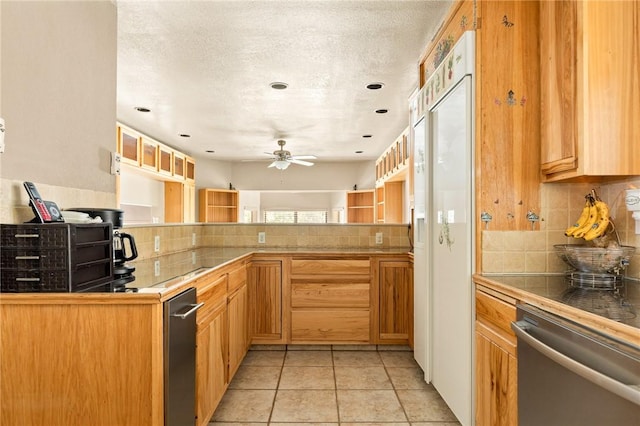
[289,158,314,166]
[290,155,317,160]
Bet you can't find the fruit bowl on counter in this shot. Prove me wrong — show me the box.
[554,244,636,275]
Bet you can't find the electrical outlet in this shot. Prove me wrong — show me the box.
[154,235,160,252]
[192,232,196,246]
[154,260,160,277]
[375,232,383,244]
[258,232,266,244]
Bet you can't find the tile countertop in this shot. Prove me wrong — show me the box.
[474,273,640,347]
[128,246,411,294]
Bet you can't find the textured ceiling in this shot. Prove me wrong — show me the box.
[116,0,452,163]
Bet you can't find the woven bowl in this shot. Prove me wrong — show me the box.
[554,244,636,274]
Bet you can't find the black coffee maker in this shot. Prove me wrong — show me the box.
[69,208,138,291]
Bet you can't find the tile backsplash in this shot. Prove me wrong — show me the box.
[123,223,412,261]
[482,178,640,279]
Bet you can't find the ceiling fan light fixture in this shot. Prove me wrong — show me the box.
[273,160,290,170]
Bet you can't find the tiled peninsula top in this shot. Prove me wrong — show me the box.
[129,246,411,293]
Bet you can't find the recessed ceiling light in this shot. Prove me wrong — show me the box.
[134,106,151,112]
[355,150,364,154]
[205,150,215,153]
[270,82,288,90]
[375,109,388,114]
[362,134,373,138]
[179,134,191,138]
[366,82,384,90]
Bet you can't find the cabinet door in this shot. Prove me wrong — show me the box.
[248,260,282,342]
[158,144,173,176]
[475,323,517,426]
[540,0,578,176]
[196,304,227,426]
[227,284,248,381]
[377,260,412,343]
[186,156,196,182]
[173,152,186,179]
[140,137,159,171]
[117,126,141,166]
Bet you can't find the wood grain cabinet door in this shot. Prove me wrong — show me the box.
[377,260,412,344]
[248,260,282,342]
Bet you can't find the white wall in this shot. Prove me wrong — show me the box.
[0,1,117,193]
[119,170,164,223]
[196,160,376,191]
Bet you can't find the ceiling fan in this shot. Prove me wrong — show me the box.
[265,139,316,170]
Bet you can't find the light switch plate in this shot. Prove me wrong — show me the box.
[154,260,160,277]
[258,232,266,244]
[154,235,160,252]
[192,232,196,246]
[375,232,383,244]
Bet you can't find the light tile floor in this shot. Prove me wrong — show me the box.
[209,345,461,425]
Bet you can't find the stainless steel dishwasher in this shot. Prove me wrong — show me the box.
[164,287,203,426]
[511,304,640,426]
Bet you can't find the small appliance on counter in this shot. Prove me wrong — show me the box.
[0,222,114,292]
[66,208,138,292]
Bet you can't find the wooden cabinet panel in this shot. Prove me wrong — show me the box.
[196,303,227,426]
[475,290,516,338]
[248,260,282,342]
[378,260,412,342]
[228,263,247,294]
[291,282,370,308]
[196,273,227,324]
[227,284,248,380]
[291,310,370,342]
[291,259,370,276]
[476,0,541,231]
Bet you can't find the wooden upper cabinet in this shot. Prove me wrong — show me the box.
[185,156,196,182]
[117,125,141,166]
[540,0,640,181]
[140,137,159,172]
[158,144,173,176]
[173,151,186,179]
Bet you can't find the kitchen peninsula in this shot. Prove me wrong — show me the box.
[0,222,414,426]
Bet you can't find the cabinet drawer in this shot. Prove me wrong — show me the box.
[197,274,227,323]
[228,264,246,294]
[475,290,516,337]
[291,310,370,342]
[291,283,370,308]
[291,259,370,275]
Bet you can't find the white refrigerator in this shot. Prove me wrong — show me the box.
[413,31,475,426]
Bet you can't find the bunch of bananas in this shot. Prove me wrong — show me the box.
[565,192,610,241]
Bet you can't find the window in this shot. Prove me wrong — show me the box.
[263,210,327,224]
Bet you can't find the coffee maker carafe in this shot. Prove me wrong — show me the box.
[113,231,138,265]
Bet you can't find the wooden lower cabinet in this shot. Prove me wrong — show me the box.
[475,287,518,426]
[248,259,283,343]
[376,259,412,344]
[290,257,372,343]
[196,302,227,426]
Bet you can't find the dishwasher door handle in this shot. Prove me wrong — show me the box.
[511,320,640,407]
[171,302,204,319]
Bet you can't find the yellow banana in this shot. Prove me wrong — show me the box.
[572,202,599,239]
[583,200,610,241]
[565,199,592,237]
